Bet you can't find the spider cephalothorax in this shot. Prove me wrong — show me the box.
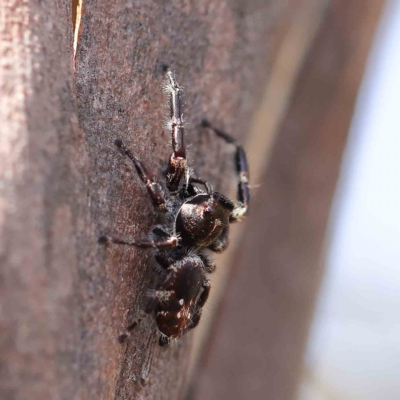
[100,71,250,346]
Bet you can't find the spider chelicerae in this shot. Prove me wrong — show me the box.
[99,71,250,346]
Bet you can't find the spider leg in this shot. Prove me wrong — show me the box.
[189,175,213,194]
[118,311,149,343]
[115,139,167,212]
[98,235,178,249]
[164,71,189,192]
[159,335,170,346]
[197,278,211,308]
[208,226,229,253]
[119,290,164,343]
[201,119,250,221]
[198,253,216,273]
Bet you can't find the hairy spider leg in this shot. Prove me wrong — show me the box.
[201,119,250,221]
[164,71,189,192]
[98,235,178,249]
[115,139,167,211]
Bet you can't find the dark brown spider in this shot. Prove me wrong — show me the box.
[100,71,250,346]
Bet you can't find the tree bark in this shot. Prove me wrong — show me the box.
[0,1,292,399]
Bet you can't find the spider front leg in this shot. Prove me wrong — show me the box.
[201,119,250,221]
[164,71,189,192]
[114,139,167,212]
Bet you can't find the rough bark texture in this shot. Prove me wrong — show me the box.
[0,1,292,399]
[192,1,386,400]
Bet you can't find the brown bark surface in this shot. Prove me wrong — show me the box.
[0,1,294,399]
[193,1,385,400]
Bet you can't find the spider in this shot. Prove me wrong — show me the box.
[99,71,250,346]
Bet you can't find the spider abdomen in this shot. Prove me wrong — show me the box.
[155,259,204,339]
[176,194,230,248]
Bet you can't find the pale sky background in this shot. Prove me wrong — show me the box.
[299,1,400,399]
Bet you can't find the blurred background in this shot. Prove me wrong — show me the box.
[299,2,400,399]
[190,1,398,399]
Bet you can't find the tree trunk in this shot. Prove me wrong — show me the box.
[0,1,292,399]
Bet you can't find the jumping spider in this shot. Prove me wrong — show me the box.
[100,71,250,346]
